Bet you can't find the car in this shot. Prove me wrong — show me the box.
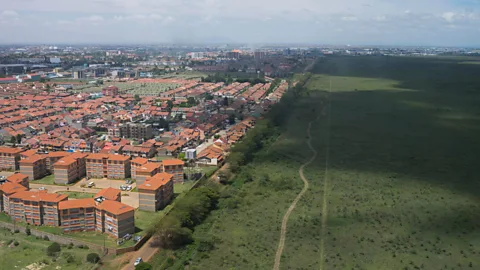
[126,185,132,191]
[39,187,46,191]
[134,257,142,266]
[123,233,132,240]
[120,185,126,191]
[87,182,95,188]
[134,236,142,242]
[125,179,132,184]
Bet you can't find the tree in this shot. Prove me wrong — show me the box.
[167,100,174,113]
[86,253,100,263]
[134,94,141,102]
[25,227,31,236]
[39,78,46,83]
[16,134,22,144]
[204,93,214,101]
[10,136,16,145]
[135,262,152,270]
[47,242,61,256]
[223,97,229,106]
[228,114,235,125]
[187,97,197,106]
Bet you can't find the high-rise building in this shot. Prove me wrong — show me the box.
[118,123,153,140]
[72,70,85,79]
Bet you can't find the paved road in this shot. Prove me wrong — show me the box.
[121,238,159,270]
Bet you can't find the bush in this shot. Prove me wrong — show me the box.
[13,240,19,246]
[43,235,49,241]
[14,229,19,233]
[25,227,31,236]
[47,242,61,256]
[135,262,153,270]
[86,253,100,264]
[7,240,13,245]
[63,252,75,263]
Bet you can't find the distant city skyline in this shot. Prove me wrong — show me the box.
[0,0,480,46]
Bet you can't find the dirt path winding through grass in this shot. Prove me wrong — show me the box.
[273,114,321,270]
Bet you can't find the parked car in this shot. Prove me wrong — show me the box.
[39,187,46,191]
[134,236,142,243]
[120,185,126,191]
[125,179,132,184]
[126,185,132,191]
[123,233,132,240]
[134,257,142,266]
[87,182,95,188]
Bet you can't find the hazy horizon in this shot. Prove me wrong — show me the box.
[1,0,480,46]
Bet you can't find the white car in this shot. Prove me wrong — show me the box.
[134,257,142,266]
[126,186,132,191]
[39,187,46,191]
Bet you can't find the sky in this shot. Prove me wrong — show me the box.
[0,0,480,46]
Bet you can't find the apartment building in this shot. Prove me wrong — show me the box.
[135,162,162,186]
[45,152,71,173]
[54,152,88,184]
[8,191,67,226]
[86,154,131,179]
[95,187,121,202]
[162,159,184,183]
[20,154,47,180]
[138,172,174,212]
[6,173,29,188]
[0,182,28,212]
[59,198,96,233]
[118,123,153,140]
[0,146,23,171]
[131,157,148,180]
[102,85,119,96]
[95,200,135,238]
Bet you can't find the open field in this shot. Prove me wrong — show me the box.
[151,56,480,269]
[32,174,55,185]
[57,191,94,199]
[0,227,99,270]
[72,82,179,95]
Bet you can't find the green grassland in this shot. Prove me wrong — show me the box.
[151,56,480,269]
[0,228,98,270]
[57,191,95,199]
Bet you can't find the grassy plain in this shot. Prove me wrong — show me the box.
[33,174,55,185]
[57,191,95,199]
[0,228,97,270]
[150,56,480,270]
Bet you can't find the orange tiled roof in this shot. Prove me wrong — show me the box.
[96,200,134,215]
[138,172,173,191]
[6,173,29,183]
[137,162,161,173]
[10,191,68,202]
[0,147,24,154]
[131,157,148,165]
[162,159,184,166]
[20,149,38,157]
[20,154,46,164]
[0,182,28,195]
[95,187,121,201]
[58,198,96,210]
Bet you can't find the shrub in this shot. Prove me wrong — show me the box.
[43,235,49,241]
[86,253,100,263]
[63,252,75,263]
[14,229,19,233]
[41,259,49,265]
[25,227,31,236]
[68,242,74,249]
[13,240,19,246]
[135,262,153,270]
[47,242,61,256]
[7,240,13,245]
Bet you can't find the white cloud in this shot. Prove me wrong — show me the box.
[0,0,479,45]
[1,10,18,17]
[442,12,456,23]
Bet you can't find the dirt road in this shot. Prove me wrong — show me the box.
[273,114,320,270]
